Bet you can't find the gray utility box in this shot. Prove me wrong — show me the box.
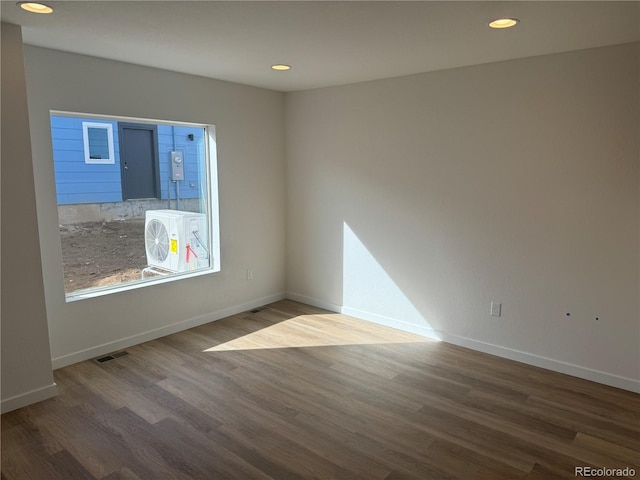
[170,151,184,181]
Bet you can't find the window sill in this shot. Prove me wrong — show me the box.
[65,267,219,303]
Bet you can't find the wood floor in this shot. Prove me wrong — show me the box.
[2,300,639,479]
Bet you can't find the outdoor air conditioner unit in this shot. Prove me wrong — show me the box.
[144,210,209,273]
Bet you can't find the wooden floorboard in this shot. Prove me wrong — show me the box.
[2,299,639,479]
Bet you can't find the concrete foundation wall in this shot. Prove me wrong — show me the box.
[58,199,201,224]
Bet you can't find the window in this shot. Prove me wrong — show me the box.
[83,122,115,164]
[51,112,221,301]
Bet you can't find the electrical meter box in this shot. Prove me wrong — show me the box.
[170,151,184,181]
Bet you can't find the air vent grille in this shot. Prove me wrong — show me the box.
[93,351,129,364]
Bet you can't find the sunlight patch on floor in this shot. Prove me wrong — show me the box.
[203,313,433,352]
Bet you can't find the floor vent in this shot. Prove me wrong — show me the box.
[249,306,269,314]
[94,351,129,364]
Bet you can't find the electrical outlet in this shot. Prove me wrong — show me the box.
[247,268,253,280]
[490,302,502,317]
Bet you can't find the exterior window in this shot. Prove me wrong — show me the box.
[83,122,115,164]
[51,112,221,301]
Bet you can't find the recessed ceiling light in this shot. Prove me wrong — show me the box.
[17,2,53,14]
[271,64,291,71]
[489,18,519,29]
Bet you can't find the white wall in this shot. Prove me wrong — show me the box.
[23,46,287,368]
[1,24,57,412]
[5,33,638,414]
[286,43,640,391]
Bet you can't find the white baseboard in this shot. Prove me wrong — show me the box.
[1,382,58,414]
[50,290,640,394]
[286,291,342,313]
[293,294,640,394]
[51,292,286,369]
[340,306,441,341]
[438,332,640,393]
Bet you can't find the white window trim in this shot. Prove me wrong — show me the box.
[51,111,221,303]
[82,121,115,164]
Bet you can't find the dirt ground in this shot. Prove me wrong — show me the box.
[60,219,148,293]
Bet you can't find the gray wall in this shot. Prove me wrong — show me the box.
[23,46,287,370]
[286,43,640,390]
[1,23,56,412]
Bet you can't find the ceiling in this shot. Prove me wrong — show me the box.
[1,1,639,92]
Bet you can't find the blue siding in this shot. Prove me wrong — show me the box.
[56,181,122,194]
[51,115,207,205]
[157,125,205,201]
[53,116,76,129]
[51,138,85,151]
[50,115,122,204]
[68,192,126,204]
[51,127,79,140]
[54,162,115,173]
[54,172,122,183]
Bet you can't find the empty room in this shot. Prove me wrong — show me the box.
[1,1,638,479]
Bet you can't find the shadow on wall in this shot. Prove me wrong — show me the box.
[342,222,441,340]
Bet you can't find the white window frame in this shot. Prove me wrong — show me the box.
[52,111,220,303]
[82,121,115,164]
